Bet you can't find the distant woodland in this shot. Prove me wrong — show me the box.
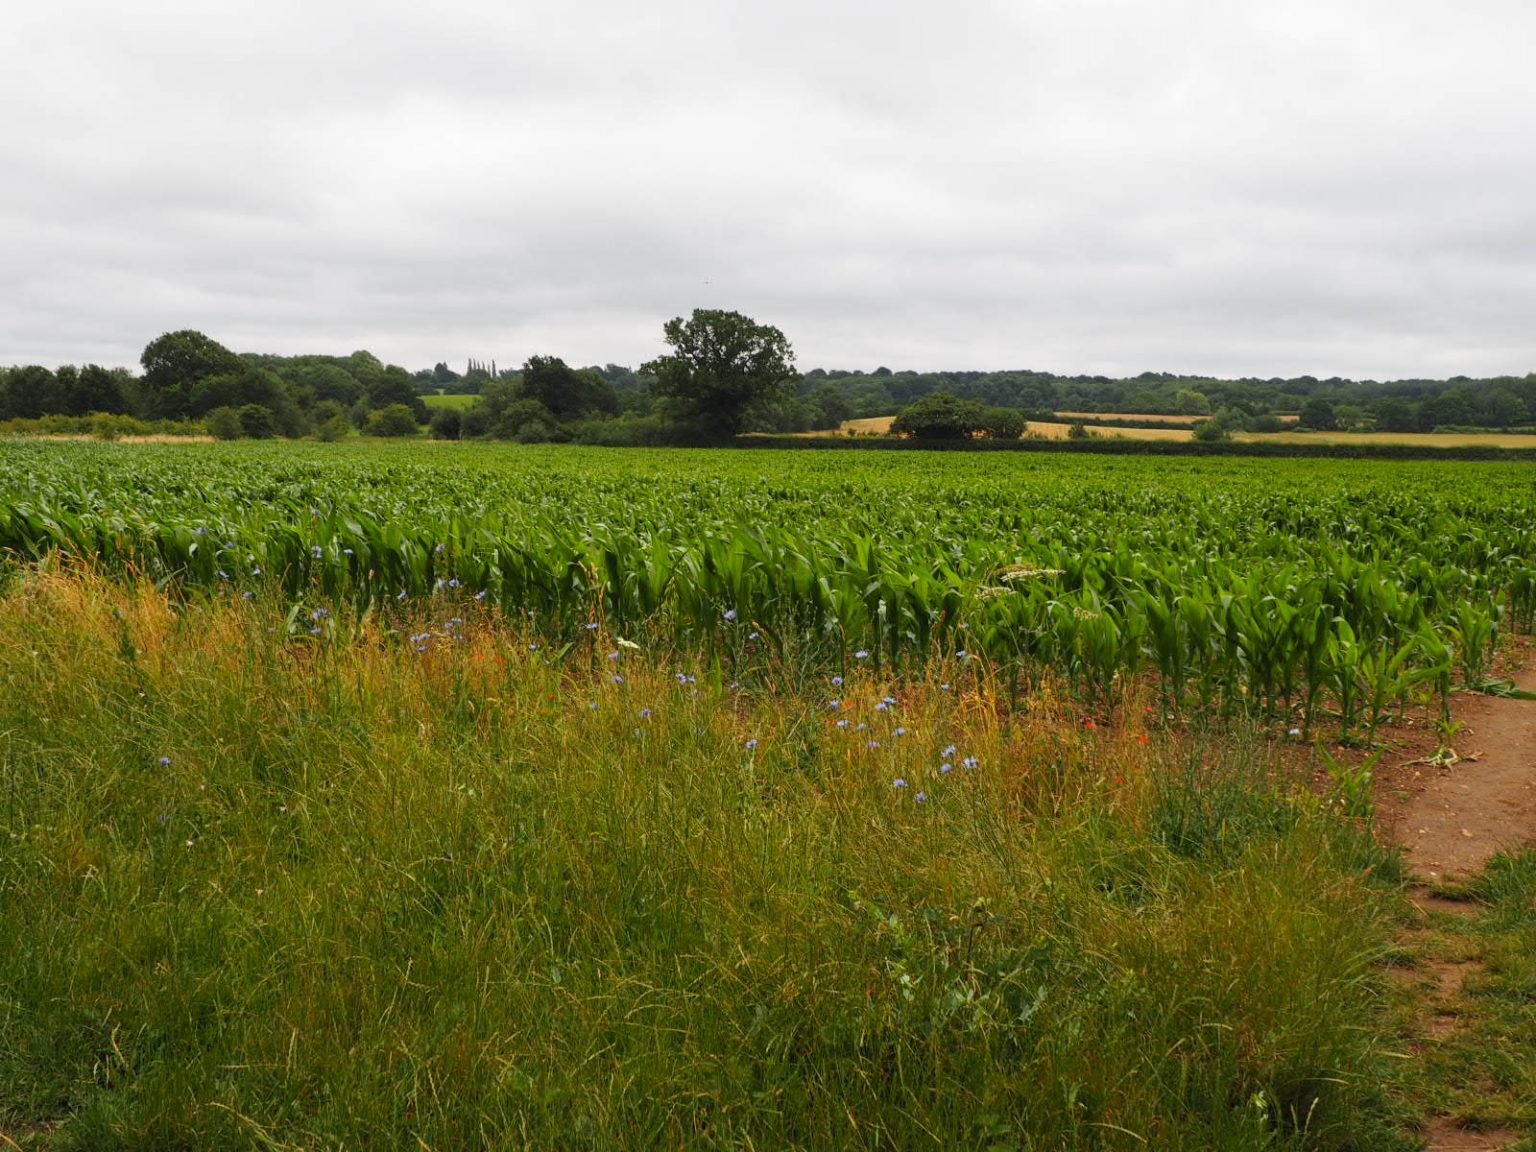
[4,319,1535,444]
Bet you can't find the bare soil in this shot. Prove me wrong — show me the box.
[1378,661,1536,882]
[1419,1120,1525,1152]
[1375,644,1534,1152]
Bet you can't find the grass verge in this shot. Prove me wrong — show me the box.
[0,574,1416,1149]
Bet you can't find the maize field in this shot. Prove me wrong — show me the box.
[2,440,1531,734]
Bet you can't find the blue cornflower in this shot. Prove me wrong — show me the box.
[638,707,652,718]
[943,744,957,757]
[894,727,907,737]
[836,719,848,728]
[962,756,979,769]
[893,778,907,789]
[915,791,928,802]
[854,650,869,659]
[157,756,172,766]
[940,762,953,774]
[612,675,624,684]
[831,675,843,686]
[723,608,737,622]
[311,545,323,558]
[745,738,758,750]
[607,651,620,660]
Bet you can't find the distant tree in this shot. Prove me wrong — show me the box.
[429,407,462,440]
[3,366,61,419]
[492,398,559,441]
[304,364,365,407]
[193,365,288,417]
[364,404,421,437]
[311,400,351,442]
[1174,388,1211,415]
[979,407,1025,439]
[140,331,243,419]
[460,404,493,439]
[347,351,385,391]
[367,366,428,421]
[1191,418,1230,442]
[891,392,987,439]
[238,404,280,439]
[518,355,619,421]
[1298,397,1337,431]
[205,406,245,440]
[68,364,131,415]
[642,309,796,441]
[810,383,855,429]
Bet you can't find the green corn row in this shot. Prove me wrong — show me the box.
[1,442,1531,732]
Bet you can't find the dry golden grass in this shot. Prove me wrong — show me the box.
[1053,411,1215,425]
[1238,430,1536,449]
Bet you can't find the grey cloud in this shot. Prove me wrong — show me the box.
[5,0,1536,378]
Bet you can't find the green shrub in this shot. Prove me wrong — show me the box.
[204,406,245,440]
[363,403,421,437]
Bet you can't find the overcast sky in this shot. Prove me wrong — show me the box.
[5,0,1536,380]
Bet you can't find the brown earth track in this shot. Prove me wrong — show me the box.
[1379,664,1536,882]
[1375,650,1534,1152]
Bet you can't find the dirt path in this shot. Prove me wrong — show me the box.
[1377,659,1535,1152]
[1386,665,1536,882]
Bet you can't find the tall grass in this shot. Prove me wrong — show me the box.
[0,575,1410,1149]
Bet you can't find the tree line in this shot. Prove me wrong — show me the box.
[4,316,1535,442]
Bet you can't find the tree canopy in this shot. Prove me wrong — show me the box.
[641,309,796,442]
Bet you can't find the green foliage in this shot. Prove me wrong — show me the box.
[204,406,244,440]
[1175,387,1212,415]
[429,406,461,440]
[890,391,988,438]
[0,581,1410,1149]
[517,355,619,421]
[139,329,243,419]
[363,403,421,437]
[1192,417,1231,442]
[642,309,797,441]
[0,444,1529,745]
[980,406,1026,439]
[1300,396,1339,431]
